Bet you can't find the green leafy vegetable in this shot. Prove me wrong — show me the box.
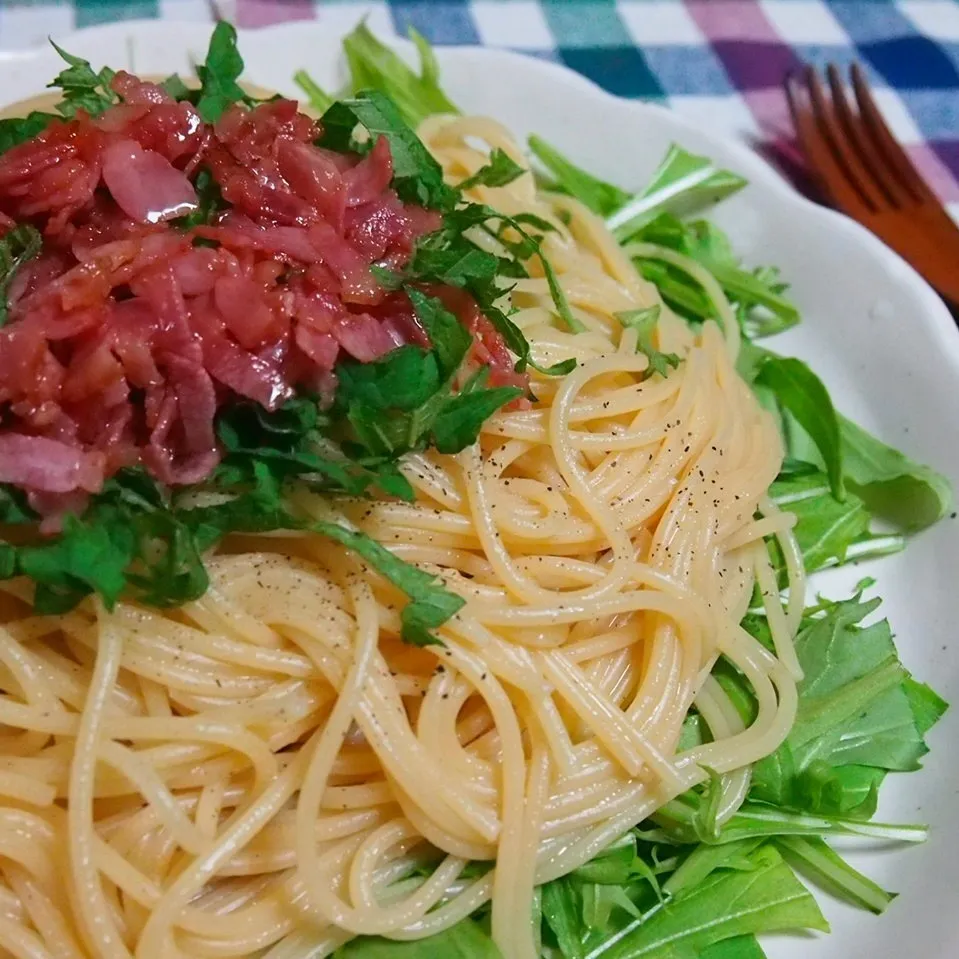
[320,91,456,209]
[770,471,868,571]
[903,676,948,736]
[542,878,588,959]
[459,148,526,191]
[216,397,406,499]
[337,22,460,129]
[583,883,643,932]
[0,112,58,155]
[483,206,585,335]
[336,346,439,418]
[542,875,659,958]
[406,288,472,376]
[539,248,586,333]
[675,220,798,336]
[293,68,334,115]
[755,358,844,500]
[334,919,498,958]
[0,487,35,526]
[171,168,224,230]
[573,835,666,895]
[777,836,894,915]
[600,845,828,958]
[629,215,799,336]
[608,144,748,237]
[540,835,670,956]
[617,306,681,378]
[700,937,767,959]
[0,224,41,326]
[837,415,954,531]
[525,141,786,337]
[750,590,939,818]
[528,134,630,216]
[431,380,524,454]
[691,767,724,843]
[655,794,926,847]
[18,509,133,613]
[740,341,951,534]
[395,201,577,371]
[195,22,251,122]
[0,468,211,614]
[47,41,116,117]
[311,518,464,647]
[768,471,902,576]
[408,243,500,288]
[662,839,766,900]
[159,73,192,101]
[334,290,522,463]
[636,259,714,325]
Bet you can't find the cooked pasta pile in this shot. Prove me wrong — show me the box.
[0,115,804,959]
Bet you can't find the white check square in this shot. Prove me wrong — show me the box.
[617,1,706,47]
[159,0,219,22]
[471,2,555,50]
[759,1,850,45]
[900,1,959,41]
[869,86,925,144]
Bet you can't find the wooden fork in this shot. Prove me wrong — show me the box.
[785,63,959,309]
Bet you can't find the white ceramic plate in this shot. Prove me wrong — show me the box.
[2,18,957,959]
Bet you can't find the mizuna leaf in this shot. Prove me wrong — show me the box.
[600,845,828,958]
[754,357,844,500]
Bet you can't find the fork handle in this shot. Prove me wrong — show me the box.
[876,208,959,314]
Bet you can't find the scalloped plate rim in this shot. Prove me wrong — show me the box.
[0,18,957,959]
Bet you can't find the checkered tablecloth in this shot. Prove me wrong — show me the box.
[2,0,959,206]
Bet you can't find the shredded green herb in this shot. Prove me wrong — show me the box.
[616,305,681,377]
[0,224,41,326]
[194,21,252,122]
[47,41,117,117]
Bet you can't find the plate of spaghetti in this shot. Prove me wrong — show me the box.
[0,18,955,959]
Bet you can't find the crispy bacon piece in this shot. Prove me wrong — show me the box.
[0,95,524,508]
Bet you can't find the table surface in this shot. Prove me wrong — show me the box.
[1,0,959,210]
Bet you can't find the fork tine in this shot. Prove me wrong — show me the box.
[850,63,932,204]
[785,72,862,213]
[803,66,888,211]
[785,68,875,214]
[824,64,912,208]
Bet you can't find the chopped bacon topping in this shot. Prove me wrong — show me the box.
[0,77,523,507]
